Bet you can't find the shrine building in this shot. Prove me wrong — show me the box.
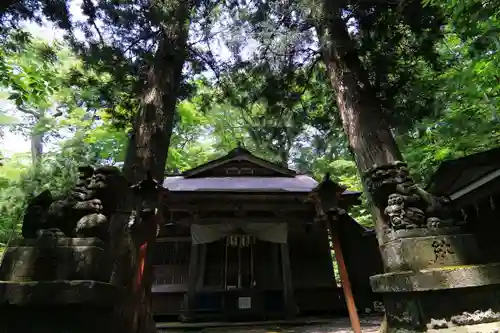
[427,146,500,263]
[151,146,383,321]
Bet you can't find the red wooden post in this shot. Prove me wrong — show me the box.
[329,215,362,333]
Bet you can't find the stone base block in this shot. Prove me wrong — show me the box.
[380,233,487,272]
[0,302,115,333]
[371,263,500,292]
[0,237,111,282]
[371,264,500,332]
[428,321,500,333]
[0,280,117,305]
[382,227,464,243]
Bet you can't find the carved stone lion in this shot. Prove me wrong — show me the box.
[365,161,458,231]
[21,165,128,240]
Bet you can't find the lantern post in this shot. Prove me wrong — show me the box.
[311,173,362,333]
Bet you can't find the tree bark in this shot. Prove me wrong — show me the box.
[119,1,195,332]
[314,3,403,332]
[30,131,43,167]
[315,2,402,173]
[315,1,403,244]
[122,1,192,184]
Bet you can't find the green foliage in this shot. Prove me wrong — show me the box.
[0,0,499,244]
[402,6,500,184]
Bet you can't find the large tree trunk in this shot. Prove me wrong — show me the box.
[314,3,403,332]
[315,1,403,242]
[316,7,402,172]
[118,1,194,332]
[123,0,196,184]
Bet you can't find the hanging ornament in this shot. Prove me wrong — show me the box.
[230,235,238,247]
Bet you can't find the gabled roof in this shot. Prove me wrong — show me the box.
[427,146,500,196]
[162,174,361,195]
[182,145,296,178]
[164,146,362,198]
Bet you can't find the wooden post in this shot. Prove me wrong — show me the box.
[280,242,297,318]
[196,243,207,289]
[329,215,362,333]
[183,243,200,320]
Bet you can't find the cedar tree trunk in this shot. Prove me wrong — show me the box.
[123,0,197,184]
[119,1,194,332]
[315,1,403,242]
[315,3,404,332]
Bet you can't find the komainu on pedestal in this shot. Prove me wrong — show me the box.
[365,162,500,333]
[0,166,161,333]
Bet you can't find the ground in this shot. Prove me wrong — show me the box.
[157,316,382,333]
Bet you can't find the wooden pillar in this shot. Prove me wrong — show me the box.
[280,242,297,318]
[183,243,200,320]
[196,243,207,290]
[329,215,361,333]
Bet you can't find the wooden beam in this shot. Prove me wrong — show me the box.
[329,215,361,333]
[182,244,200,320]
[165,202,314,213]
[175,216,302,225]
[156,236,191,242]
[280,242,298,318]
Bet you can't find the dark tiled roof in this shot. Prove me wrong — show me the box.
[162,174,360,195]
[427,146,500,195]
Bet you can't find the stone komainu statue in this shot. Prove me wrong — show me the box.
[364,161,458,231]
[22,165,128,240]
[1,165,162,333]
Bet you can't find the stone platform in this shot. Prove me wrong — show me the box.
[156,315,382,333]
[371,229,500,332]
[0,237,118,333]
[0,237,111,282]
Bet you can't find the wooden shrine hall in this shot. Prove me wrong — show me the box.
[151,146,383,321]
[427,146,500,262]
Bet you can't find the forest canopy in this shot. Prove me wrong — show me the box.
[0,0,498,248]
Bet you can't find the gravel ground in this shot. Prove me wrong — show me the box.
[158,316,382,333]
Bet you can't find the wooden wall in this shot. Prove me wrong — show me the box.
[288,222,343,314]
[150,217,381,317]
[458,191,500,262]
[337,217,384,312]
[151,237,191,316]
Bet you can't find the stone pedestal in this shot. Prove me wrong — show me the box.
[0,237,118,333]
[371,228,500,332]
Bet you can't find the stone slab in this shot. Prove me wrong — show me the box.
[370,263,500,293]
[0,303,115,333]
[380,284,500,333]
[427,321,500,333]
[8,237,105,247]
[382,227,464,243]
[0,243,111,282]
[0,280,117,305]
[380,233,486,272]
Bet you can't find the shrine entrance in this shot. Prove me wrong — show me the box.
[151,146,383,322]
[224,235,256,291]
